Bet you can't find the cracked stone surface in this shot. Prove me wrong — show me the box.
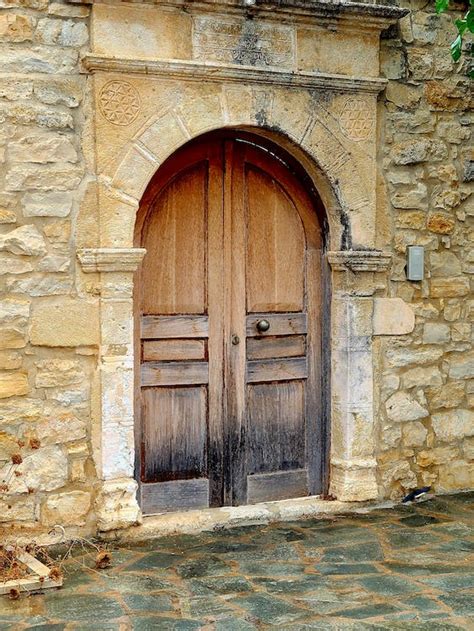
[1,492,473,629]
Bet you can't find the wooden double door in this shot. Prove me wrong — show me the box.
[135,134,325,514]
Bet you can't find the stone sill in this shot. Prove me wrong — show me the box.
[99,495,395,542]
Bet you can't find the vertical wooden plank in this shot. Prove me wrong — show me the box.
[225,140,248,506]
[207,142,225,506]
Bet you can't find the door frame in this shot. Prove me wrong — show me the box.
[133,130,332,509]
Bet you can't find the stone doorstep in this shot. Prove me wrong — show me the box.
[99,495,396,543]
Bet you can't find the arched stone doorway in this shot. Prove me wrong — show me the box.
[134,131,330,514]
[75,15,404,528]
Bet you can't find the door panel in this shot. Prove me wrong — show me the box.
[136,135,324,514]
[142,386,207,482]
[247,381,306,474]
[141,163,207,315]
[246,166,305,313]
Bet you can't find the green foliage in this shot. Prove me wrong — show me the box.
[436,0,474,75]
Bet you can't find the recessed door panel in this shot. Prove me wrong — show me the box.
[141,163,207,315]
[246,166,305,313]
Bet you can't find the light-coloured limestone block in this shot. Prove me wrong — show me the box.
[449,352,474,380]
[0,370,29,399]
[385,391,429,422]
[402,421,428,447]
[423,322,450,344]
[430,277,470,298]
[431,409,474,442]
[0,497,36,523]
[35,358,84,388]
[329,460,379,502]
[6,445,68,493]
[0,351,22,370]
[42,491,91,526]
[31,299,99,347]
[438,461,474,491]
[416,446,459,467]
[9,132,77,164]
[401,365,443,389]
[23,191,73,217]
[0,208,16,224]
[0,297,30,349]
[0,224,46,256]
[429,381,465,409]
[32,411,86,445]
[373,297,415,335]
[386,347,444,367]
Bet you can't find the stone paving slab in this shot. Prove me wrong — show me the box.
[0,492,473,629]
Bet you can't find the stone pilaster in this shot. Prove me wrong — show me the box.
[327,250,391,501]
[77,247,145,530]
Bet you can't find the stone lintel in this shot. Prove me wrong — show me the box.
[71,0,408,24]
[82,55,387,94]
[327,250,392,273]
[77,248,146,273]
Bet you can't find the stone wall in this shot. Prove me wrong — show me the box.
[0,0,97,538]
[0,0,472,539]
[377,0,473,498]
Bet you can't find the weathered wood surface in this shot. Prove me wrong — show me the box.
[247,357,308,383]
[141,315,209,339]
[141,478,210,514]
[142,339,206,361]
[246,313,307,337]
[247,469,308,504]
[247,335,305,360]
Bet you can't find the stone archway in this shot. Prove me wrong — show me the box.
[75,6,407,529]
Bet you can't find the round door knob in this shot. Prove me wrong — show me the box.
[256,319,270,333]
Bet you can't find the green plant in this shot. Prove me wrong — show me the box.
[436,0,474,74]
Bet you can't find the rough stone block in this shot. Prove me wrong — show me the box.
[402,421,428,447]
[31,299,99,347]
[402,365,443,389]
[10,132,77,164]
[373,298,415,336]
[23,191,73,217]
[0,370,29,399]
[7,445,68,493]
[35,358,84,388]
[385,391,429,422]
[449,352,474,380]
[432,409,474,442]
[430,277,470,298]
[42,490,91,526]
[423,322,450,344]
[0,224,46,256]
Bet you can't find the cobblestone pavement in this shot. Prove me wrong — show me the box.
[1,492,473,630]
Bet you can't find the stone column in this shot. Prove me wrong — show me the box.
[77,247,146,531]
[327,251,391,501]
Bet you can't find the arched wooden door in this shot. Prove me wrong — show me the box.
[135,134,325,514]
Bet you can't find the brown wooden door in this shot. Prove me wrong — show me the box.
[135,136,324,514]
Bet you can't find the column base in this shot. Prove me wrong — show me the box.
[95,478,142,531]
[329,458,379,502]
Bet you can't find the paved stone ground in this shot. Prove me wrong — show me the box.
[0,492,473,630]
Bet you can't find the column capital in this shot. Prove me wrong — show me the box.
[327,250,392,273]
[77,248,146,273]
